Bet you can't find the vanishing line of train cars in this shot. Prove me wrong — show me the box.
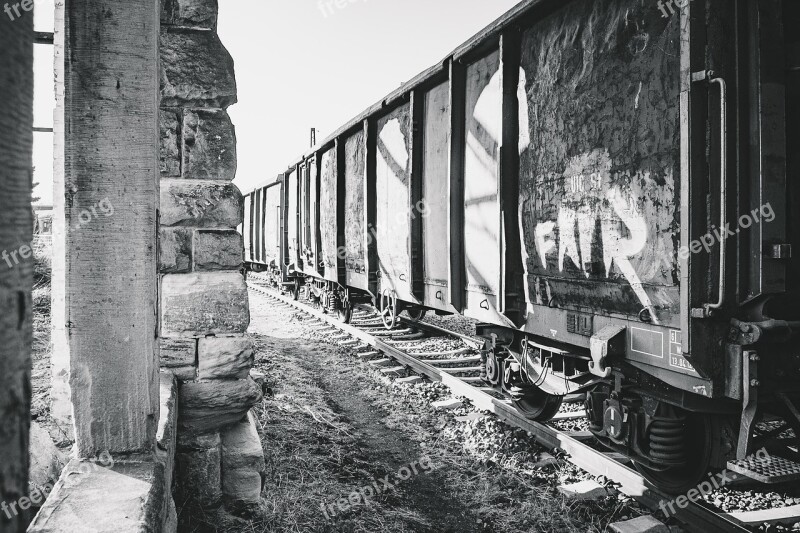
[242,0,800,494]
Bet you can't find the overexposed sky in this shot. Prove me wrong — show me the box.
[31,0,522,205]
[218,0,521,194]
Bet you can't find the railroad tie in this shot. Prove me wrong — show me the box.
[381,366,406,378]
[609,516,670,533]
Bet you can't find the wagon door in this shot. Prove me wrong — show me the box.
[307,156,321,277]
[285,169,300,274]
[319,146,343,283]
[461,51,506,323]
[345,128,369,291]
[421,81,457,313]
[263,183,282,269]
[375,104,419,304]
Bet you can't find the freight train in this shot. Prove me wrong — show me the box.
[242,0,800,494]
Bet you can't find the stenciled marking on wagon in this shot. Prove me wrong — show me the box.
[533,149,660,324]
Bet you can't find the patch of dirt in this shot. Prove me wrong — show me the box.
[211,289,645,533]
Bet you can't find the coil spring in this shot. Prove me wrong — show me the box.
[327,292,340,312]
[647,415,687,463]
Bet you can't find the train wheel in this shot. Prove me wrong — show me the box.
[291,282,300,301]
[407,308,427,322]
[511,387,564,422]
[633,412,715,495]
[484,350,502,387]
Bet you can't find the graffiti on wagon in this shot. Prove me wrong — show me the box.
[530,149,676,324]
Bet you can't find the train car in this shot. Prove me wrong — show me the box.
[243,177,303,295]
[246,0,800,494]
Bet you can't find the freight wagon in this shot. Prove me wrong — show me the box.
[244,0,800,494]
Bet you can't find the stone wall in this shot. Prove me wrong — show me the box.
[159,0,265,517]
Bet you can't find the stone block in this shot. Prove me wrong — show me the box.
[222,470,262,515]
[198,336,254,379]
[176,446,222,508]
[162,0,218,29]
[28,458,173,533]
[160,30,236,108]
[193,230,243,271]
[157,372,179,453]
[179,378,263,433]
[161,272,249,335]
[160,337,196,368]
[159,227,193,273]
[29,421,66,496]
[160,109,181,177]
[221,412,265,473]
[160,179,242,228]
[171,366,197,382]
[177,430,221,452]
[183,108,237,181]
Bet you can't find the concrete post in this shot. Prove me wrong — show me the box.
[50,0,73,436]
[63,0,160,457]
[0,10,34,532]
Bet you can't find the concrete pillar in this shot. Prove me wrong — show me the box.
[50,0,72,436]
[0,10,34,532]
[63,0,160,457]
[159,0,264,516]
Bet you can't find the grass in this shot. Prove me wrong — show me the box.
[203,304,645,533]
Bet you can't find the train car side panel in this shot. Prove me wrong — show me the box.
[517,0,689,378]
[263,183,282,269]
[320,148,339,283]
[462,51,506,324]
[286,169,300,274]
[243,193,252,264]
[421,81,456,312]
[376,104,417,303]
[345,130,368,290]
[308,157,321,277]
[254,188,263,264]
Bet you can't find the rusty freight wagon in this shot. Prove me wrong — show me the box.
[245,0,800,494]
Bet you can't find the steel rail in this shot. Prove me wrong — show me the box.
[248,280,751,533]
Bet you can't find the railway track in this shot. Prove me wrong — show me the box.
[248,276,800,533]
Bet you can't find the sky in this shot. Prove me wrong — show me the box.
[30,0,523,205]
[32,0,55,207]
[218,0,522,194]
